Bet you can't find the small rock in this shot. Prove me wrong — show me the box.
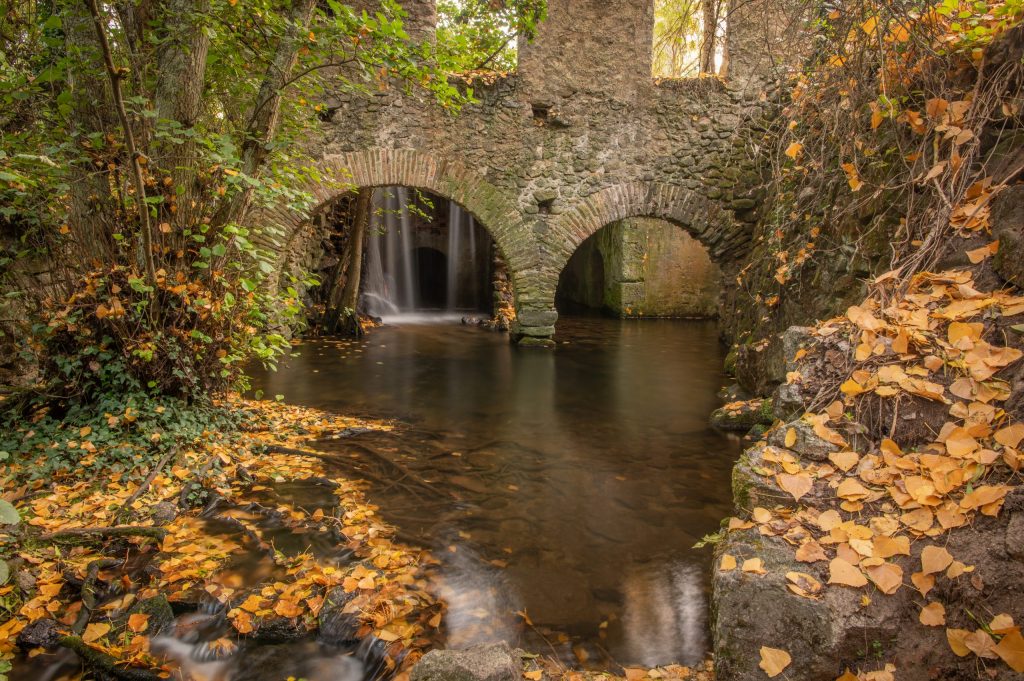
[1006,511,1024,559]
[151,502,178,526]
[17,618,62,650]
[766,419,839,462]
[411,643,521,681]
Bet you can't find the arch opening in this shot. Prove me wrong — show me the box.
[305,186,501,328]
[555,217,721,319]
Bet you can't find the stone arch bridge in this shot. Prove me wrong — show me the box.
[254,0,806,343]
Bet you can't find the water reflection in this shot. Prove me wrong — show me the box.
[252,318,740,667]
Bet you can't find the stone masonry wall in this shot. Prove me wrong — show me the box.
[253,0,809,344]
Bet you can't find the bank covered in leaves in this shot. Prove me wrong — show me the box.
[0,399,442,679]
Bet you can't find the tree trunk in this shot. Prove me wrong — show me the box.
[325,189,371,336]
[700,0,719,74]
[65,4,116,266]
[211,0,317,230]
[152,0,211,234]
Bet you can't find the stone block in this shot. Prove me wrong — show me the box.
[412,643,521,681]
[516,310,558,327]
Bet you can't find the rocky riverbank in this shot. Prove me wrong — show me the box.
[710,242,1024,679]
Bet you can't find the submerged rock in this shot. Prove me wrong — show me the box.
[411,643,522,681]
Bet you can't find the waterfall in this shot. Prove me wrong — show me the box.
[358,186,490,320]
[446,202,462,310]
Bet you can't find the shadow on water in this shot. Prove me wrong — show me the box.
[252,317,742,669]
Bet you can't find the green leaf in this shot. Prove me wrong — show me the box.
[0,499,20,525]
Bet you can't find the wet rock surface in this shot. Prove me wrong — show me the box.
[411,643,523,681]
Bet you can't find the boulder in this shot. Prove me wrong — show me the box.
[991,184,1024,288]
[712,530,901,681]
[411,643,521,681]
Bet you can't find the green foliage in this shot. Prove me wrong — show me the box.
[0,389,240,481]
[435,0,547,72]
[0,0,546,418]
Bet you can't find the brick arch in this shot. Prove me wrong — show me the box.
[254,148,541,304]
[544,181,750,275]
[517,182,752,332]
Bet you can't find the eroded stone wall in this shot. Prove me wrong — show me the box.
[558,219,721,318]
[255,0,811,344]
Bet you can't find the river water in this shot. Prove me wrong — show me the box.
[252,317,740,669]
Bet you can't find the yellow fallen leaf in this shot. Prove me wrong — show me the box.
[720,554,737,571]
[993,629,1024,672]
[828,558,868,587]
[524,671,544,681]
[947,628,972,656]
[742,557,766,574]
[777,472,813,501]
[795,539,828,563]
[829,450,859,472]
[960,485,1010,511]
[127,613,149,633]
[921,545,954,575]
[995,423,1024,449]
[82,622,111,644]
[785,427,797,448]
[758,646,791,677]
[919,602,945,626]
[911,571,935,597]
[866,562,903,595]
[785,142,803,159]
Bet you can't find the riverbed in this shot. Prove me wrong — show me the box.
[252,317,741,668]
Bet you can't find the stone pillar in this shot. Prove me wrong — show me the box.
[518,0,654,102]
[511,307,558,348]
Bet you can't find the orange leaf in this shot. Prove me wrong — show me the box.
[127,613,149,633]
[828,558,867,587]
[758,647,791,677]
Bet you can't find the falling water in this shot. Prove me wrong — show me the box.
[361,187,489,320]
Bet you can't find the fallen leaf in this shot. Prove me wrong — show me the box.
[866,562,903,595]
[82,622,111,644]
[828,557,868,587]
[919,602,946,626]
[758,646,792,678]
[127,613,149,633]
[947,628,972,656]
[720,554,737,571]
[524,671,544,681]
[994,629,1024,672]
[777,472,813,501]
[742,557,767,575]
[921,545,954,575]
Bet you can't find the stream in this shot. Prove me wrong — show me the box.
[251,316,741,669]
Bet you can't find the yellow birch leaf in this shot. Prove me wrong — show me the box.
[919,602,945,626]
[828,557,868,587]
[921,546,953,575]
[82,622,111,644]
[993,629,1024,672]
[777,472,813,501]
[758,647,791,678]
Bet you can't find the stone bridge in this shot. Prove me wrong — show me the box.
[255,0,804,343]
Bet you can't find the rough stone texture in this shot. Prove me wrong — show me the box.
[558,218,721,317]
[992,184,1024,288]
[714,517,1024,681]
[411,643,521,681]
[251,0,811,342]
[712,530,901,681]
